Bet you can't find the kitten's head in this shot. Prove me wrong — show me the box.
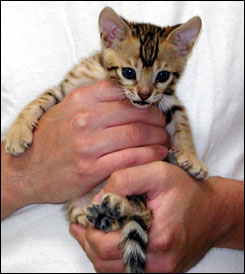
[99,7,202,108]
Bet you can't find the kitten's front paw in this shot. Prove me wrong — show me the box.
[4,123,34,155]
[169,147,209,180]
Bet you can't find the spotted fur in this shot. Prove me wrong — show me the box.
[126,21,180,68]
[4,7,208,273]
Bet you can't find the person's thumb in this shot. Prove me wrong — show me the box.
[93,161,169,202]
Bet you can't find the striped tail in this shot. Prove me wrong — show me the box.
[121,215,149,273]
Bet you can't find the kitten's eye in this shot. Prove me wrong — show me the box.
[156,71,170,83]
[122,68,136,80]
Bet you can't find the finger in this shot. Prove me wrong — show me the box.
[93,258,125,274]
[103,161,172,197]
[85,238,124,274]
[86,228,122,260]
[84,234,124,273]
[92,80,126,102]
[71,225,124,273]
[69,223,86,246]
[96,145,168,179]
[72,80,125,103]
[98,101,166,129]
[144,252,172,273]
[95,123,169,157]
[70,224,122,261]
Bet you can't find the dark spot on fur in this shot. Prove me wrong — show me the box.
[128,215,148,232]
[127,229,147,251]
[164,105,184,123]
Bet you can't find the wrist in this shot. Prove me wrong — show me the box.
[208,176,244,250]
[1,142,37,218]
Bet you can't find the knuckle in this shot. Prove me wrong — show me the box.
[148,161,166,175]
[67,86,92,104]
[112,128,123,145]
[163,257,178,273]
[70,111,92,130]
[75,159,93,175]
[128,123,149,143]
[151,231,174,252]
[73,135,97,155]
[145,146,160,160]
[157,161,170,175]
[138,106,151,117]
[96,246,106,260]
[161,235,174,252]
[109,170,127,188]
[123,147,159,167]
[67,89,82,103]
[94,260,106,273]
[140,107,165,126]
[120,150,139,168]
[96,243,111,260]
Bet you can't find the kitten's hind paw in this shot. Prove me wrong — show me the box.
[86,204,113,232]
[86,194,131,232]
[101,193,131,220]
[4,123,34,155]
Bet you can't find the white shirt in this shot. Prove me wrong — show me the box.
[1,1,244,273]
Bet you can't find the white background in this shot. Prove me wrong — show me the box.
[1,1,244,273]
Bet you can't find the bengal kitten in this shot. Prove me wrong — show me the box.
[4,7,208,273]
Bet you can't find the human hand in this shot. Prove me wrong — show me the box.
[1,80,169,217]
[70,161,244,273]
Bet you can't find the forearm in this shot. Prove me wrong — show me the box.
[210,176,244,250]
[1,142,34,219]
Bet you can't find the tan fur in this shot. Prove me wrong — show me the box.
[4,7,209,273]
[4,5,208,223]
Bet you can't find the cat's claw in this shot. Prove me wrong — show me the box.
[170,147,209,180]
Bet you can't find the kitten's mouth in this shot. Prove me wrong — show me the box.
[132,100,151,109]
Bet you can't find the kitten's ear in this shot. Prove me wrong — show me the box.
[166,16,202,57]
[99,7,131,48]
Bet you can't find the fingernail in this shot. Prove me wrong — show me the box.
[159,147,168,159]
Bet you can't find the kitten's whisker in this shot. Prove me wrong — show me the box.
[122,97,130,105]
[157,102,162,120]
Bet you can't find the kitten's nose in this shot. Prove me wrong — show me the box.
[138,93,151,101]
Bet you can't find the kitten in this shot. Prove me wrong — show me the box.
[4,7,208,273]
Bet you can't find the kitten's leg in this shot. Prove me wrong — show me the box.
[60,53,106,94]
[87,193,151,273]
[4,86,64,155]
[4,53,106,155]
[168,107,209,180]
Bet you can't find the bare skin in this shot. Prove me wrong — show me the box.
[1,80,169,219]
[70,162,244,273]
